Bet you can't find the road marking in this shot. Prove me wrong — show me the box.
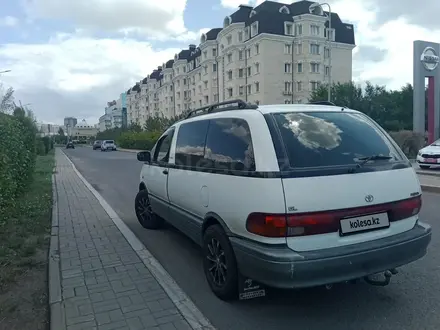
[60,149,215,330]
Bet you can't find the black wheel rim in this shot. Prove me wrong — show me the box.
[206,238,227,287]
[136,195,153,223]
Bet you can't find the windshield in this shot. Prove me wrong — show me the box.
[105,140,114,144]
[271,111,403,169]
[431,139,440,146]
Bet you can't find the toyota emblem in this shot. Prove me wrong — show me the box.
[365,195,374,203]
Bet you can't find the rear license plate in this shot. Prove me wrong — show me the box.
[340,212,389,235]
[426,158,437,163]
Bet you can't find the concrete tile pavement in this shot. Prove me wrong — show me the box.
[49,149,213,330]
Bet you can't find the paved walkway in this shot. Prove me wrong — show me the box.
[50,151,196,330]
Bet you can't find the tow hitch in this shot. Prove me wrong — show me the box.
[364,268,398,286]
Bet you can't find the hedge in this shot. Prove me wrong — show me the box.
[117,130,162,150]
[0,113,38,211]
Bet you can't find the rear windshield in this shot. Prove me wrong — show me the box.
[272,111,403,169]
[105,140,114,144]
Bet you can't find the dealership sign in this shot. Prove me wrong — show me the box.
[421,47,439,71]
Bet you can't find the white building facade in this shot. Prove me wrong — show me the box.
[125,0,355,125]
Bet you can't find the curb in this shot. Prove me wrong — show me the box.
[416,170,440,177]
[59,149,215,330]
[118,148,142,153]
[421,184,440,193]
[48,173,67,330]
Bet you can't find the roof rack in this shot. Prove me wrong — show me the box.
[307,101,336,106]
[185,99,258,119]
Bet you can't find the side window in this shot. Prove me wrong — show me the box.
[175,120,209,167]
[153,130,174,163]
[204,118,255,171]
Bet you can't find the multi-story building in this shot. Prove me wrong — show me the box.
[71,119,98,141]
[124,0,355,123]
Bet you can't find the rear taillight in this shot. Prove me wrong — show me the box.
[245,195,422,238]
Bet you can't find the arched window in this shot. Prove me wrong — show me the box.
[249,10,257,17]
[279,5,290,14]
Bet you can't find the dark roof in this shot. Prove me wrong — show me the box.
[230,4,253,22]
[132,84,140,92]
[165,59,174,68]
[126,88,131,94]
[177,49,191,60]
[158,72,164,81]
[149,68,162,80]
[244,0,355,45]
[206,28,222,40]
[142,77,148,83]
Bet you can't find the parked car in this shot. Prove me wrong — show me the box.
[66,141,75,149]
[93,140,102,150]
[416,138,440,169]
[101,140,117,151]
[134,99,431,301]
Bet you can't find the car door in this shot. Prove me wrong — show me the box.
[146,128,175,220]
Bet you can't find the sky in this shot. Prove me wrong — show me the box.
[0,0,440,125]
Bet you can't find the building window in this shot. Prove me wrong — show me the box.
[251,22,258,37]
[203,51,207,59]
[247,66,252,76]
[296,43,302,54]
[310,81,319,91]
[310,44,320,55]
[227,53,232,63]
[297,81,302,92]
[284,63,291,73]
[324,47,331,58]
[311,25,320,36]
[213,63,217,72]
[285,100,291,104]
[255,44,260,54]
[227,88,233,97]
[285,44,292,54]
[310,63,320,73]
[326,28,335,41]
[228,70,233,80]
[203,65,208,74]
[247,85,251,94]
[239,86,244,95]
[212,48,217,57]
[238,31,243,42]
[295,24,303,35]
[214,94,219,102]
[246,48,251,58]
[279,5,290,14]
[284,22,293,35]
[204,95,209,104]
[239,50,243,60]
[204,81,208,89]
[238,68,244,78]
[325,66,330,76]
[255,82,260,92]
[285,81,291,93]
[255,62,260,73]
[297,63,303,73]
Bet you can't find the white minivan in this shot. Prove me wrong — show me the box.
[135,100,432,301]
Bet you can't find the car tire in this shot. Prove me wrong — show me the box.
[134,190,163,229]
[420,165,430,169]
[202,224,238,301]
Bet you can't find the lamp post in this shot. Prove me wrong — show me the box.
[309,2,332,102]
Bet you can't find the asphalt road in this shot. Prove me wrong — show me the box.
[64,147,440,330]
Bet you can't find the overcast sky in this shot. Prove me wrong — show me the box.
[1,0,439,125]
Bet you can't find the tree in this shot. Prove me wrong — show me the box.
[58,127,65,136]
[0,85,15,113]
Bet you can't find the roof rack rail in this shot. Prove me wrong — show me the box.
[185,99,258,119]
[307,101,336,106]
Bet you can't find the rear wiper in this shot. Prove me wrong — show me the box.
[356,155,393,168]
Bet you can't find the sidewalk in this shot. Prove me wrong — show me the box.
[50,149,212,330]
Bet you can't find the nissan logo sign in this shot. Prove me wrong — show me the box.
[421,47,439,71]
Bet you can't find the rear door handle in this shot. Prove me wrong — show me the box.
[162,169,168,175]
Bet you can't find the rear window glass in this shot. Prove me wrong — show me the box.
[105,140,114,144]
[272,111,402,168]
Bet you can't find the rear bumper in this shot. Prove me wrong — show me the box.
[231,222,432,289]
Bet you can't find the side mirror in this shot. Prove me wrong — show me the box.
[137,151,151,163]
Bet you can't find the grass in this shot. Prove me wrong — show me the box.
[0,150,54,292]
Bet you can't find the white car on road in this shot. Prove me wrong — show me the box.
[417,139,440,169]
[101,140,117,151]
[134,100,431,301]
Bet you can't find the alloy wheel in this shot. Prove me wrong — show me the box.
[136,195,153,223]
[206,238,228,287]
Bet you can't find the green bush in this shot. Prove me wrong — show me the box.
[36,138,46,156]
[389,130,425,158]
[0,113,37,211]
[117,130,161,150]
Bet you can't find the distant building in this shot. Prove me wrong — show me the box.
[71,119,98,141]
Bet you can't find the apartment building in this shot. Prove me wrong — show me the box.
[125,0,355,125]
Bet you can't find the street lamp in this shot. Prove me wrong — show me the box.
[309,2,332,102]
